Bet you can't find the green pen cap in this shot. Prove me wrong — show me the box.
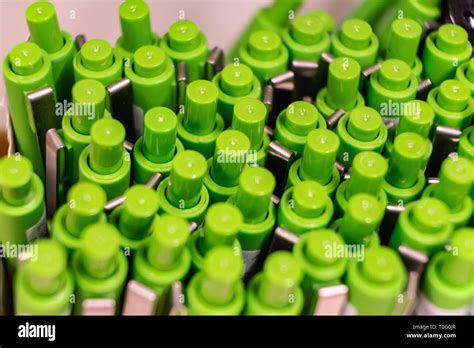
[435,24,469,54]
[200,247,243,306]
[0,155,34,206]
[386,132,426,189]
[80,39,114,72]
[326,57,361,111]
[291,181,328,219]
[211,130,250,187]
[143,107,178,163]
[26,1,63,54]
[65,182,107,237]
[441,228,474,285]
[234,167,275,224]
[378,59,411,91]
[24,239,67,295]
[147,214,189,270]
[248,30,282,61]
[258,251,303,308]
[166,150,207,208]
[433,156,473,210]
[9,42,43,76]
[347,106,382,142]
[285,101,319,136]
[346,151,388,199]
[396,100,434,137]
[232,98,267,151]
[300,129,339,185]
[89,118,125,175]
[307,9,335,32]
[386,18,422,67]
[412,198,450,234]
[184,80,219,136]
[292,14,325,45]
[200,203,242,254]
[220,63,254,97]
[466,58,474,81]
[81,223,121,279]
[339,193,384,245]
[339,19,372,50]
[119,185,159,240]
[133,45,166,78]
[119,0,153,53]
[168,20,201,52]
[302,229,347,270]
[71,79,106,135]
[436,79,470,112]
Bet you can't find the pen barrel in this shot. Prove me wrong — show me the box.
[386,19,422,67]
[184,80,218,136]
[326,57,361,111]
[142,107,178,163]
[119,0,153,53]
[26,1,62,54]
[232,98,266,151]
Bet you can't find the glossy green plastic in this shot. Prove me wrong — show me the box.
[282,14,331,62]
[188,247,245,315]
[125,45,176,113]
[385,18,423,79]
[133,214,191,300]
[274,101,327,156]
[204,130,251,203]
[239,30,289,86]
[286,128,340,197]
[331,19,379,69]
[177,80,225,159]
[73,39,123,87]
[382,132,427,204]
[245,251,304,315]
[336,106,387,167]
[14,239,74,315]
[133,107,184,183]
[213,63,262,127]
[278,181,334,235]
[315,56,365,118]
[72,223,128,314]
[188,203,242,273]
[293,229,348,314]
[368,59,418,117]
[346,246,406,315]
[26,1,77,103]
[422,24,472,86]
[423,156,473,228]
[156,150,209,224]
[458,126,474,161]
[231,98,270,166]
[160,20,209,82]
[423,228,474,310]
[51,182,107,254]
[78,118,131,200]
[390,197,453,255]
[109,185,159,252]
[335,151,388,216]
[455,58,474,96]
[0,155,45,247]
[115,0,159,60]
[427,79,474,130]
[3,42,56,180]
[62,79,110,186]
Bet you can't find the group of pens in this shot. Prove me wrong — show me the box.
[0,0,473,316]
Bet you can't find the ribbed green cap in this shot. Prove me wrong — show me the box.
[25,239,67,295]
[211,130,250,187]
[340,19,372,50]
[167,150,207,208]
[220,64,254,97]
[326,57,361,111]
[258,251,303,308]
[71,79,107,135]
[147,214,189,270]
[0,155,34,206]
[292,14,324,45]
[168,20,201,52]
[65,182,107,237]
[143,107,178,163]
[347,106,382,142]
[81,223,120,279]
[386,132,426,189]
[200,247,243,306]
[386,18,422,67]
[396,100,434,137]
[378,59,412,91]
[119,0,153,53]
[201,203,242,254]
[339,193,384,245]
[437,79,470,112]
[9,42,43,76]
[80,39,114,72]
[285,101,320,136]
[435,24,469,54]
[291,181,328,219]
[248,30,282,61]
[433,156,473,210]
[232,98,267,151]
[119,185,159,240]
[184,80,218,135]
[133,45,166,78]
[26,1,62,54]
[89,118,125,175]
[234,167,275,224]
[346,151,388,199]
